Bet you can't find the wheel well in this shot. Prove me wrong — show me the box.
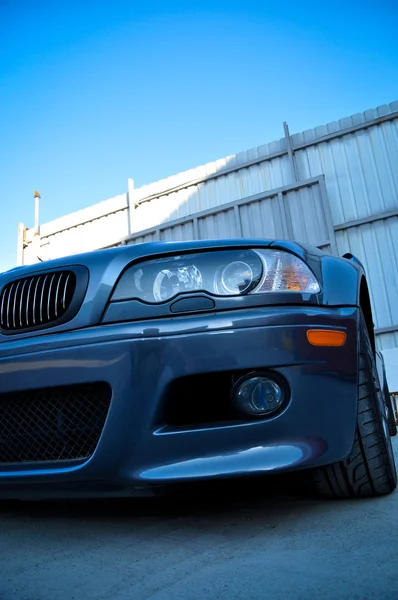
[360,277,376,354]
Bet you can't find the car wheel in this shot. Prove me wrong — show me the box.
[312,317,397,499]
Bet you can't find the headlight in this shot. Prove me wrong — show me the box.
[153,265,203,302]
[112,249,320,304]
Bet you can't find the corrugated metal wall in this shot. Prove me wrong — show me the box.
[24,193,130,263]
[130,150,292,233]
[23,101,398,352]
[293,109,398,223]
[130,178,335,253]
[128,104,398,232]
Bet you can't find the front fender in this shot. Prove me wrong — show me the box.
[270,240,364,308]
[319,255,363,307]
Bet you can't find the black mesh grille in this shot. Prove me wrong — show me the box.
[0,383,111,463]
[0,271,76,332]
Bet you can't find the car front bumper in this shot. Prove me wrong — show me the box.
[0,306,359,499]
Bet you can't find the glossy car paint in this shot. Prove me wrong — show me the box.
[0,239,365,499]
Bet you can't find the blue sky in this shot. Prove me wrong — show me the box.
[1,0,397,272]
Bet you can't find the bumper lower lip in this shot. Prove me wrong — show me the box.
[0,306,359,499]
[135,439,326,482]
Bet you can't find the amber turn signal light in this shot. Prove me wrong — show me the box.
[306,329,347,347]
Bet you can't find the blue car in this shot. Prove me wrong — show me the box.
[0,239,396,500]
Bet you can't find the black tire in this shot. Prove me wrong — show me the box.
[312,319,397,499]
[384,378,397,437]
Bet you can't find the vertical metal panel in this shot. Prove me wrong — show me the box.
[233,205,243,237]
[380,347,398,392]
[283,121,299,181]
[239,195,282,239]
[131,232,158,245]
[159,221,195,242]
[295,119,398,224]
[284,185,330,247]
[198,209,238,240]
[378,333,398,353]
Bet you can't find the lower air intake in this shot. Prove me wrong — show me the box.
[0,383,111,463]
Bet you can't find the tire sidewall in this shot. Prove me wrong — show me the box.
[361,316,397,486]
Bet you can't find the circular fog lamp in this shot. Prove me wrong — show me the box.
[233,376,284,417]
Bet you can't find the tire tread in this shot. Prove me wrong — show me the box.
[312,324,397,499]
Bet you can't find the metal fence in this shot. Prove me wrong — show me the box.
[127,177,337,254]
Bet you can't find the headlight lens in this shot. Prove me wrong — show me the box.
[153,265,203,302]
[215,261,255,295]
[112,248,320,304]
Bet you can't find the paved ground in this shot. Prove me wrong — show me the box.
[1,439,397,600]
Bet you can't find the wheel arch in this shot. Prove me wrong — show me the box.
[359,276,376,355]
[342,253,376,355]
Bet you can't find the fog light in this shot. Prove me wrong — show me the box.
[232,375,285,417]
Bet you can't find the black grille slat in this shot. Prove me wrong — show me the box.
[62,274,71,310]
[6,283,14,329]
[19,279,28,328]
[0,383,111,463]
[12,280,21,329]
[38,276,44,323]
[26,277,34,328]
[47,274,56,321]
[0,270,77,332]
[54,274,63,318]
[39,275,47,324]
[0,286,6,325]
[32,276,41,326]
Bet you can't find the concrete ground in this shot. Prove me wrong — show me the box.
[0,439,397,600]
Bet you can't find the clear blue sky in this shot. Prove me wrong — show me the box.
[1,0,397,272]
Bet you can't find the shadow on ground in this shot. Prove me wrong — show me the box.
[0,471,324,522]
